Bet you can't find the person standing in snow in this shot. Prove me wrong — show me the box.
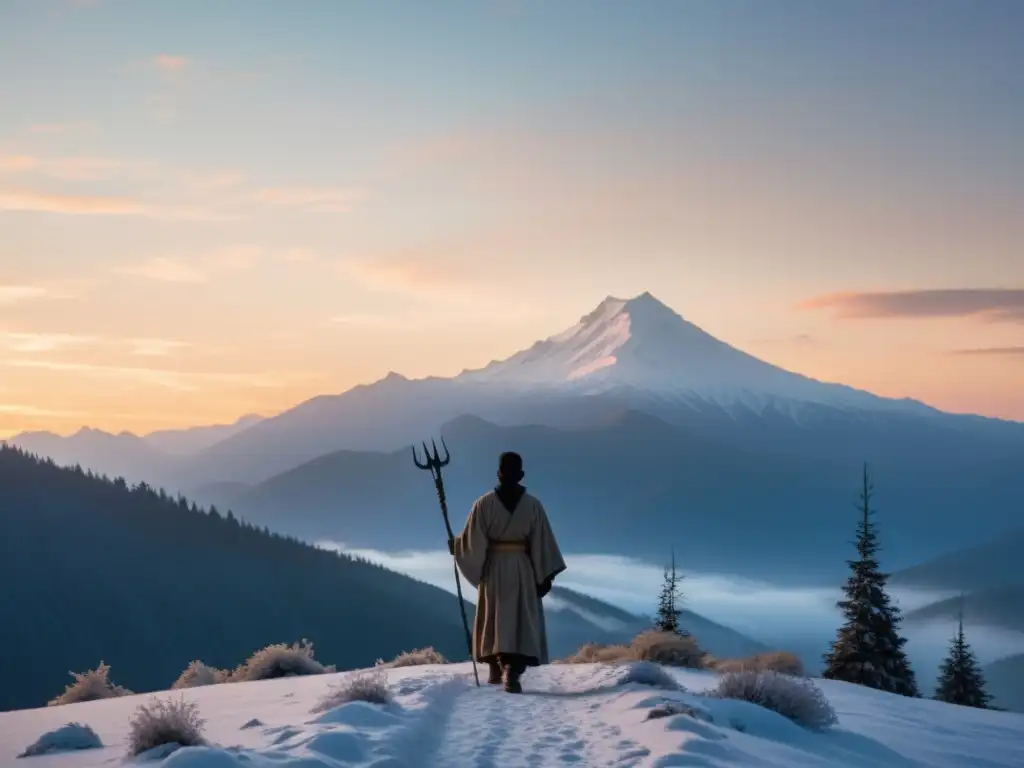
[448,451,566,693]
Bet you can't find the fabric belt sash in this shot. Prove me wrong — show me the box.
[488,540,528,553]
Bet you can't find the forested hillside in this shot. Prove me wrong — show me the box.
[0,446,465,712]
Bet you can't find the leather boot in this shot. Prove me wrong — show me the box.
[502,662,523,694]
[487,661,502,685]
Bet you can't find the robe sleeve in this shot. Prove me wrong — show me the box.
[528,499,567,592]
[453,498,489,589]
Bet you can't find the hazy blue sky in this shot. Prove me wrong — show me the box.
[1,0,1021,435]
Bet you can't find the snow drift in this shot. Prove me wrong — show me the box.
[2,660,1021,767]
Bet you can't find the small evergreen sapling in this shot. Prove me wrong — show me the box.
[934,605,991,708]
[654,548,688,635]
[821,465,918,697]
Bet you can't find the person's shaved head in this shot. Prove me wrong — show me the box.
[498,451,524,484]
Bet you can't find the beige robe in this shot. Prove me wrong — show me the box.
[453,489,566,666]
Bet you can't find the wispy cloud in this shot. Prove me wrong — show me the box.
[5,359,195,390]
[40,156,121,181]
[256,186,362,213]
[125,338,193,357]
[0,403,93,418]
[0,156,37,172]
[0,285,54,306]
[208,245,260,272]
[4,358,303,391]
[114,257,207,283]
[0,154,120,180]
[0,332,97,353]
[798,289,1024,324]
[280,247,318,264]
[950,346,1024,357]
[154,54,189,72]
[0,189,145,215]
[337,255,468,299]
[114,247,260,285]
[0,331,194,357]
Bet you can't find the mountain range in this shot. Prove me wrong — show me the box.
[8,292,1024,583]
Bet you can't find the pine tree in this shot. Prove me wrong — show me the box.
[654,548,687,634]
[822,464,919,696]
[934,602,991,708]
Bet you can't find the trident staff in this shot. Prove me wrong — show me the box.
[412,437,480,687]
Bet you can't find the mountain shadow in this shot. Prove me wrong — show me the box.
[0,446,465,713]
[891,530,1024,592]
[545,586,768,660]
[905,586,1024,634]
[231,413,1024,585]
[985,654,1024,712]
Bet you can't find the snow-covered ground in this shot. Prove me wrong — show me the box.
[3,662,1022,767]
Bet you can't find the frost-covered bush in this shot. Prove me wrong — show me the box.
[17,723,102,757]
[709,670,838,729]
[126,696,206,758]
[227,640,335,683]
[312,668,392,713]
[631,630,707,669]
[171,660,229,689]
[376,647,448,668]
[47,662,132,706]
[707,651,805,677]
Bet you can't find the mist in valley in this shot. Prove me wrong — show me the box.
[321,542,1024,684]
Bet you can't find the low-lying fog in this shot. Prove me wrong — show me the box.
[320,542,1024,682]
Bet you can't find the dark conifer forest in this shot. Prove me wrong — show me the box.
[0,446,465,712]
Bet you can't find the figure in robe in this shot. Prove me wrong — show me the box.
[449,451,566,693]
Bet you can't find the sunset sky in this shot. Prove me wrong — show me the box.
[1,0,1022,437]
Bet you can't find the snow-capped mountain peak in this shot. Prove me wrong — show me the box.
[458,292,924,414]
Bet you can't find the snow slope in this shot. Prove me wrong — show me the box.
[3,662,1021,767]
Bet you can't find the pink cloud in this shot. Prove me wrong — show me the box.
[0,156,38,172]
[154,54,189,72]
[798,289,1024,324]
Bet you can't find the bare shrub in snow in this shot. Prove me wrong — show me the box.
[559,631,706,668]
[312,668,392,713]
[227,639,335,683]
[376,647,447,668]
[709,670,838,729]
[17,723,102,757]
[171,660,229,689]
[557,641,633,665]
[646,701,711,722]
[707,651,805,677]
[615,660,685,690]
[47,661,132,706]
[126,696,206,758]
[631,630,707,669]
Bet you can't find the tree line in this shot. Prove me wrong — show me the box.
[0,445,465,712]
